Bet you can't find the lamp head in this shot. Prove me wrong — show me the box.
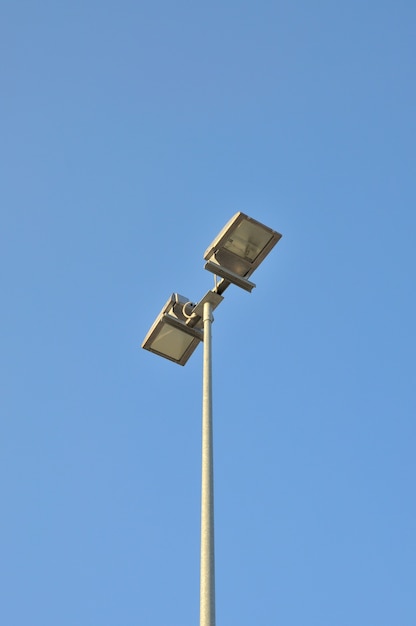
[204,212,282,287]
[141,290,224,366]
[141,294,203,366]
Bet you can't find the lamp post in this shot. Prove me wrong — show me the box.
[142,213,282,626]
[200,300,215,626]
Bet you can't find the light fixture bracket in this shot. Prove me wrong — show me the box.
[204,260,256,293]
[191,289,224,319]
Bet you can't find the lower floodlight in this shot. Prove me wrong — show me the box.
[204,212,282,286]
[142,293,203,365]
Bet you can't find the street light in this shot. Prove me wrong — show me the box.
[142,212,282,626]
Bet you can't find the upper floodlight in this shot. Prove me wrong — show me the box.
[204,212,282,291]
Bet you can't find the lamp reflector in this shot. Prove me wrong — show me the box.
[223,220,274,263]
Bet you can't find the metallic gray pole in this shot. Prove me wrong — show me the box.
[200,300,216,626]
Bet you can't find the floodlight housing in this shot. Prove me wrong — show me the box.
[142,290,224,366]
[204,212,282,288]
[142,293,203,365]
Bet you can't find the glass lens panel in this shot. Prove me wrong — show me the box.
[215,248,251,276]
[150,324,195,361]
[223,220,273,262]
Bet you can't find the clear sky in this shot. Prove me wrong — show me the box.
[1,1,415,625]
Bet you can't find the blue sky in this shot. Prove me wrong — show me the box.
[1,1,415,625]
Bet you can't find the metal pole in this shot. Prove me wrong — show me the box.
[200,300,216,626]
